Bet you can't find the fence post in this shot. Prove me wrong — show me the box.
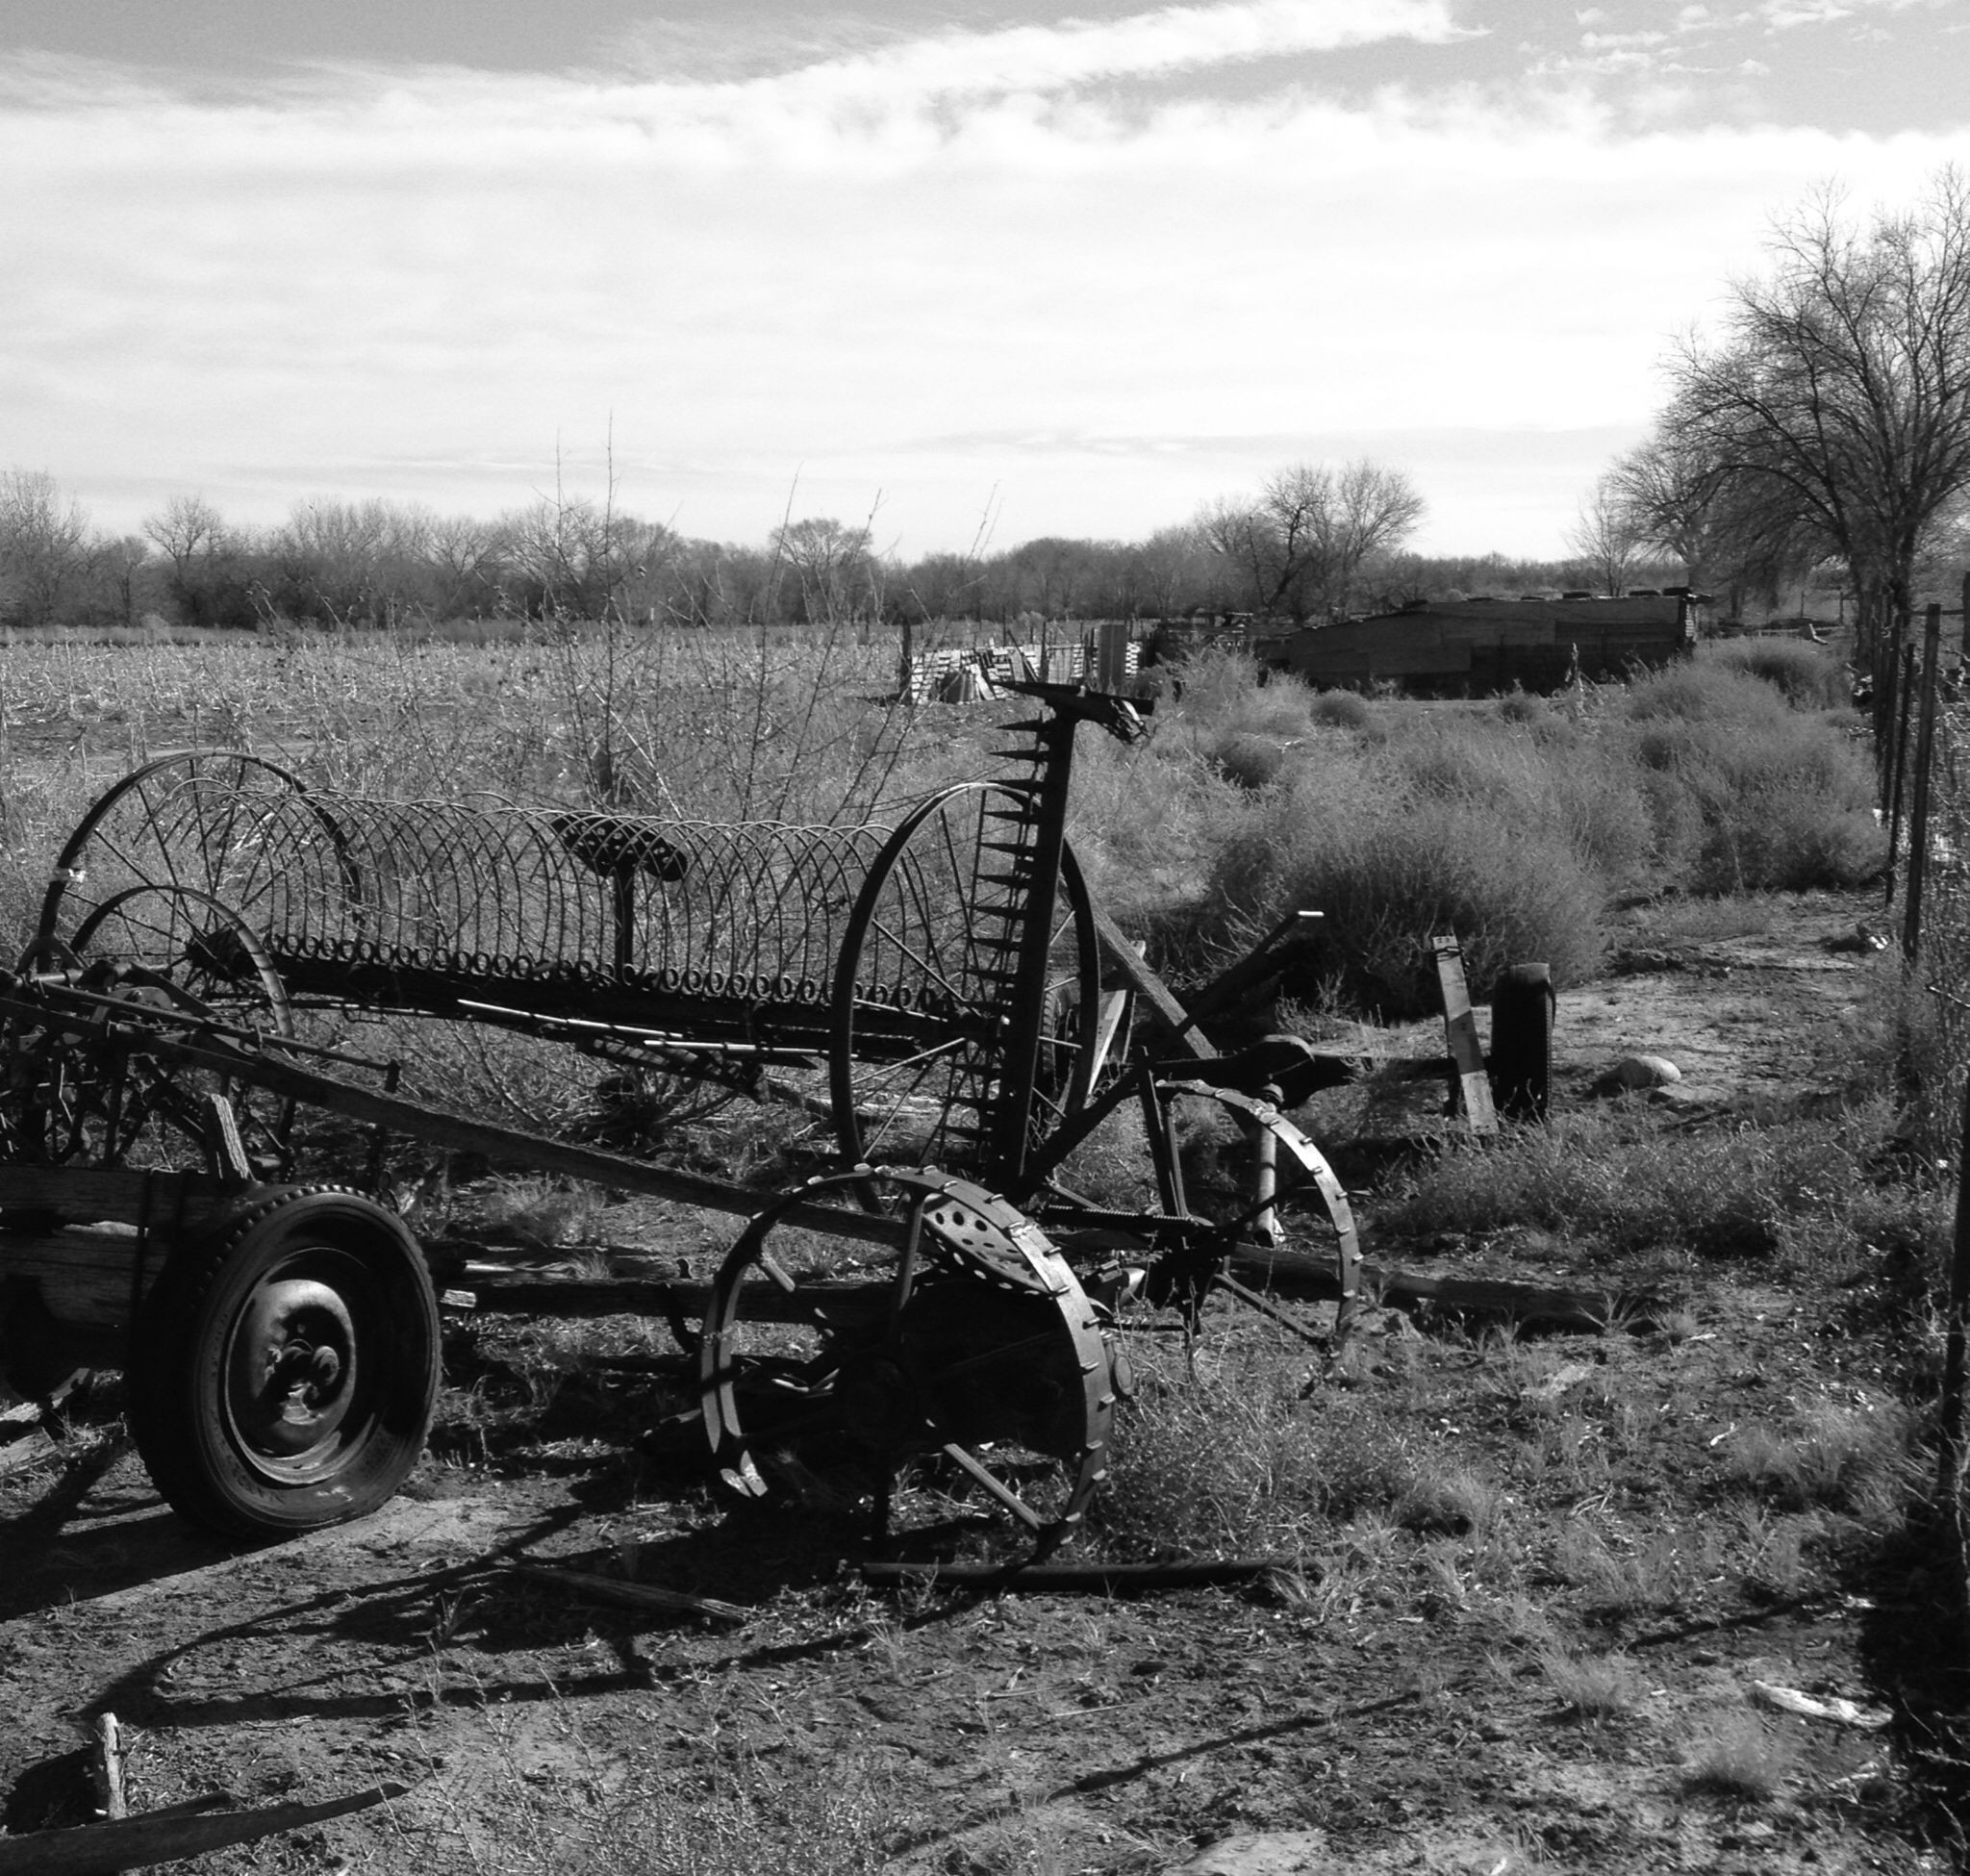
[1886,644,1915,907]
[1903,603,1945,959]
[1937,1077,1970,1652]
[1878,605,1907,799]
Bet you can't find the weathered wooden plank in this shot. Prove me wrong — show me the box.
[460,1247,1662,1337]
[1090,906,1207,1059]
[1431,936,1498,1135]
[1221,1243,1665,1334]
[458,1273,882,1328]
[0,1225,149,1283]
[0,1781,407,1876]
[0,1225,165,1337]
[0,1167,233,1231]
[511,1561,750,1624]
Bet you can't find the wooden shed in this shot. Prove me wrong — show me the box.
[1252,596,1697,695]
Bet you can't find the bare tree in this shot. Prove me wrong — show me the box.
[770,517,876,623]
[1196,459,1426,621]
[1325,459,1428,614]
[0,469,92,626]
[1129,523,1209,619]
[499,494,630,620]
[1667,166,1970,652]
[144,494,228,584]
[142,494,263,629]
[1565,471,1645,595]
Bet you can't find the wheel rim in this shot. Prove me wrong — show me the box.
[830,785,1099,1188]
[24,885,295,1172]
[701,1170,1116,1557]
[1038,1080,1364,1334]
[38,750,315,953]
[223,1256,367,1477]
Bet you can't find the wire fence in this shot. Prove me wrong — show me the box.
[1882,575,1970,1657]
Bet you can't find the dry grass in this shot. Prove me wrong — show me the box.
[1696,635,1856,712]
[397,1702,913,1875]
[2,624,1956,1872]
[1085,1325,1414,1560]
[1539,1646,1642,1722]
[1372,1102,1908,1269]
[1680,1713,1797,1802]
[1724,1396,1918,1517]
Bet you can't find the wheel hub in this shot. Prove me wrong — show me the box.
[227,1276,358,1459]
[833,1354,923,1449]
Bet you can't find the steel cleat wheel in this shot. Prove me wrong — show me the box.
[701,1168,1119,1561]
[1035,1079,1365,1348]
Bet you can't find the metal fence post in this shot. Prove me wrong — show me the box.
[1887,643,1916,907]
[1937,1077,1970,1653]
[1903,604,1945,959]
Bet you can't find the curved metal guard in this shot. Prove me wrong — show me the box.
[40,758,894,1028]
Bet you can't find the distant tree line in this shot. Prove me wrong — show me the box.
[0,457,1469,636]
[1579,165,1970,645]
[2,448,1716,639]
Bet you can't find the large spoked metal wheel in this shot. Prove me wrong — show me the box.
[1035,1079,1364,1339]
[829,784,1100,1187]
[38,749,316,950]
[128,1188,441,1538]
[700,1170,1118,1560]
[13,885,296,1175]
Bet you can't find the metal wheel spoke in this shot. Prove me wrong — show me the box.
[937,1443,1048,1531]
[702,1171,1116,1560]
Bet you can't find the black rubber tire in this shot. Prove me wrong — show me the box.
[1489,963,1554,1123]
[128,1188,441,1539]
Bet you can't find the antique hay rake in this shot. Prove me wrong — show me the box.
[0,683,1547,1558]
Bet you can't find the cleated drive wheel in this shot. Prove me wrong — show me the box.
[12,885,296,1175]
[1029,1079,1364,1343]
[829,783,1100,1185]
[1120,1081,1361,1329]
[127,1187,441,1539]
[700,1169,1118,1559]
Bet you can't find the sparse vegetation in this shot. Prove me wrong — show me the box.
[1139,636,1881,1016]
[1681,1713,1797,1802]
[0,618,1954,1874]
[1540,1646,1642,1722]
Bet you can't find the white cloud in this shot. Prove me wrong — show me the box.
[742,0,1470,100]
[0,15,1963,555]
[1755,0,1935,26]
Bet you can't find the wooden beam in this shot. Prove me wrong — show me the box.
[0,1782,407,1876]
[1,1017,902,1254]
[0,1167,232,1232]
[1090,906,1207,1061]
[1431,937,1497,1135]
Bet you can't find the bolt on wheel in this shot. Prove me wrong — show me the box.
[700,1170,1118,1559]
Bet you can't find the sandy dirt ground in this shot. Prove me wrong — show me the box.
[0,888,1954,1875]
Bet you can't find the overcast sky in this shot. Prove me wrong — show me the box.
[3,0,1964,559]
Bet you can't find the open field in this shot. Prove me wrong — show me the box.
[0,627,1961,1874]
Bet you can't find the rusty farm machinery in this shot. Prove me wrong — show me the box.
[0,683,1553,1561]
